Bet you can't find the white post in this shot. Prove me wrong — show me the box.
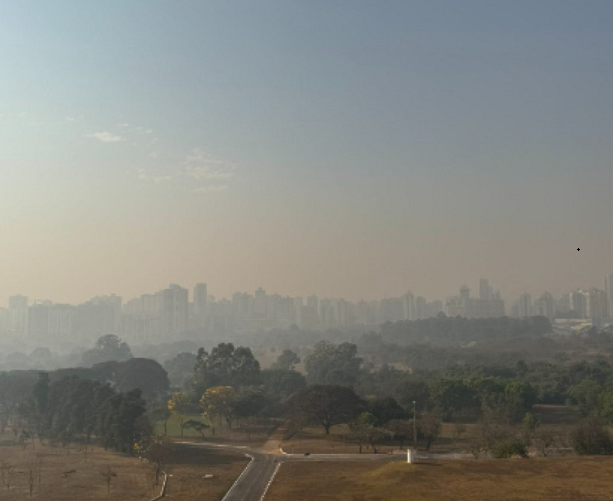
[407,448,417,464]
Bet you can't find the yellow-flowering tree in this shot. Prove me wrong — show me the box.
[168,392,192,438]
[199,386,236,431]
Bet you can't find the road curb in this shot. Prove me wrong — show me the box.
[148,470,168,501]
[221,453,255,501]
[259,462,281,501]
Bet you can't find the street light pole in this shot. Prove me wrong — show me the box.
[412,400,417,448]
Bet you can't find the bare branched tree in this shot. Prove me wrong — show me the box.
[100,465,117,493]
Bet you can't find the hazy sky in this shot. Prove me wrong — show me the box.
[1,1,612,305]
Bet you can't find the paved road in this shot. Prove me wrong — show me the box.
[221,451,279,501]
[178,441,461,501]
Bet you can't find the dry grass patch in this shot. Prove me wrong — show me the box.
[162,443,249,501]
[0,439,155,500]
[266,457,613,501]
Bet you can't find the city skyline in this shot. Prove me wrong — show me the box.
[1,2,613,308]
[4,272,613,310]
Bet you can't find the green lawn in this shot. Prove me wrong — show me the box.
[154,414,216,438]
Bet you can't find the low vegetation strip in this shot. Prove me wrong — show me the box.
[0,436,155,500]
[265,457,613,501]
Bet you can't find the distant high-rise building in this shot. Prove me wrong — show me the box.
[414,296,427,320]
[193,283,208,329]
[158,285,188,338]
[585,288,607,323]
[569,290,587,318]
[8,295,28,336]
[403,292,415,320]
[533,292,556,320]
[604,273,613,318]
[514,293,533,317]
[479,279,493,301]
[254,287,267,319]
[446,283,504,318]
[380,297,404,322]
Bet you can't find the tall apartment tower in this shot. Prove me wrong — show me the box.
[8,295,28,336]
[604,273,613,318]
[159,284,188,337]
[479,279,493,301]
[193,283,208,329]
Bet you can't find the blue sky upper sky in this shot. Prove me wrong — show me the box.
[1,1,612,304]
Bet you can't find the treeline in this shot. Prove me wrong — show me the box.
[378,314,552,346]
[11,373,150,453]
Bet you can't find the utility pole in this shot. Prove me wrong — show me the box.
[412,400,417,448]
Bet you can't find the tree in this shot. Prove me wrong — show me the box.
[272,349,300,371]
[24,466,37,498]
[146,440,172,486]
[81,335,132,367]
[369,397,407,426]
[100,465,117,493]
[232,388,267,422]
[261,369,306,397]
[168,392,192,438]
[428,379,476,421]
[149,405,172,436]
[183,420,210,438]
[191,344,260,395]
[386,419,412,449]
[199,386,236,430]
[288,385,365,435]
[395,379,431,410]
[571,418,613,455]
[114,358,170,401]
[349,412,387,454]
[164,352,198,387]
[1,461,14,490]
[504,381,537,423]
[30,372,50,440]
[418,411,441,450]
[304,341,362,386]
[533,429,557,457]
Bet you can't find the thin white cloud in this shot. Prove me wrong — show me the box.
[86,131,124,143]
[184,148,236,181]
[136,169,172,184]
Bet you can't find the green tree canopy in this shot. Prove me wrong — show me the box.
[288,384,365,434]
[304,341,362,386]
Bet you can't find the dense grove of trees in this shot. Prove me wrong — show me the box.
[16,372,149,453]
[378,314,552,346]
[5,322,613,459]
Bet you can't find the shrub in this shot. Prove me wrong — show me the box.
[491,439,528,458]
[571,418,613,455]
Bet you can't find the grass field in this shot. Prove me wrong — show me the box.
[266,457,613,501]
[162,443,249,501]
[0,433,155,500]
[281,405,583,455]
[0,432,249,501]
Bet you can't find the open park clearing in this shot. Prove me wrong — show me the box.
[0,432,248,501]
[162,442,248,501]
[0,434,154,500]
[265,457,613,501]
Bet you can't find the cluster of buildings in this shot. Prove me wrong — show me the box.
[510,272,613,328]
[1,273,613,345]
